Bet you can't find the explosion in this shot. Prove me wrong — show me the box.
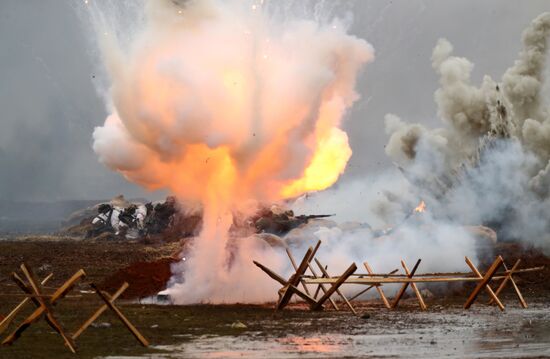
[89,0,373,303]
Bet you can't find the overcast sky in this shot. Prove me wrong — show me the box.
[0,0,548,201]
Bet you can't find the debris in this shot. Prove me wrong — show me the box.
[420,288,434,299]
[361,313,371,319]
[91,322,112,329]
[230,321,247,329]
[38,263,52,272]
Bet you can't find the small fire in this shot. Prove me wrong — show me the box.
[414,200,426,213]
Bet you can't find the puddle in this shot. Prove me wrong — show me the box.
[105,303,550,358]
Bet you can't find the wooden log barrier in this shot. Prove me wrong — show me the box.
[72,282,129,340]
[311,263,357,311]
[464,256,504,310]
[392,259,421,309]
[0,273,53,336]
[401,260,427,311]
[488,259,527,308]
[314,259,357,315]
[90,283,149,347]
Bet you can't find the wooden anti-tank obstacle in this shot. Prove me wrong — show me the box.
[0,263,149,353]
[254,240,544,314]
[253,241,358,312]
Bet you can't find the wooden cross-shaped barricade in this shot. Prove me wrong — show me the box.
[463,256,529,310]
[392,259,427,310]
[0,272,54,336]
[253,240,357,313]
[2,264,85,353]
[488,259,527,308]
[464,256,505,310]
[84,283,149,347]
[0,263,149,353]
[254,245,542,315]
[310,258,357,313]
[347,264,398,308]
[285,242,338,311]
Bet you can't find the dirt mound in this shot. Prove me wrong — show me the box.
[99,257,177,299]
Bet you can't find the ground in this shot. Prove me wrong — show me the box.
[0,238,548,358]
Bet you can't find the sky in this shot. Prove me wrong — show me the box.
[0,0,549,201]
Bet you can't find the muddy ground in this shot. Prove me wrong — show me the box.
[0,238,548,358]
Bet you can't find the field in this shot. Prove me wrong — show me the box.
[0,238,549,358]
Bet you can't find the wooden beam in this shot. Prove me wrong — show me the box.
[253,261,287,285]
[392,259,421,309]
[253,260,318,308]
[464,256,504,310]
[90,283,149,347]
[346,269,400,303]
[311,263,357,311]
[347,284,375,302]
[314,259,357,315]
[488,260,527,308]
[283,285,318,306]
[285,248,311,296]
[72,282,129,340]
[363,262,394,309]
[276,247,313,310]
[310,240,322,261]
[506,264,528,309]
[292,240,338,309]
[401,260,427,310]
[305,261,339,310]
[302,272,533,284]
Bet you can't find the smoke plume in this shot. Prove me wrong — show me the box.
[385,12,550,252]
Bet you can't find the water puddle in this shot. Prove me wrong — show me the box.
[105,303,550,358]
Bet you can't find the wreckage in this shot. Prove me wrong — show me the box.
[252,206,334,236]
[65,195,333,242]
[62,195,191,241]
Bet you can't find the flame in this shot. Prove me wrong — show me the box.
[414,200,426,213]
[281,128,352,198]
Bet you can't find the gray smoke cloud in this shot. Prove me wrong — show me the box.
[384,12,550,253]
